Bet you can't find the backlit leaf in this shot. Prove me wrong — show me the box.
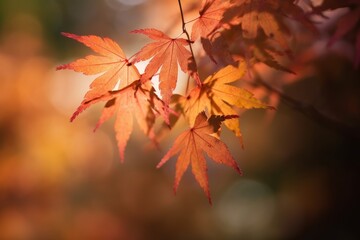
[182,63,271,144]
[131,28,199,104]
[57,33,169,161]
[157,112,241,204]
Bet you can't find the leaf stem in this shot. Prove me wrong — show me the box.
[177,0,201,87]
[185,18,199,25]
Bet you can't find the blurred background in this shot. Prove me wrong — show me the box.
[0,0,359,239]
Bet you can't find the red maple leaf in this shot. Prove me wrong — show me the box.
[131,28,199,104]
[327,4,360,68]
[75,81,169,161]
[191,0,231,63]
[157,112,242,204]
[191,0,230,41]
[57,32,138,101]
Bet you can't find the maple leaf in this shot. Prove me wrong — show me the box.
[57,32,138,101]
[280,1,318,34]
[311,0,360,68]
[191,0,232,63]
[216,26,295,73]
[250,40,296,74]
[311,0,359,13]
[157,112,242,204]
[131,28,199,105]
[71,80,169,161]
[327,7,360,46]
[57,33,170,161]
[225,0,294,56]
[191,0,230,41]
[181,63,271,145]
[326,4,360,68]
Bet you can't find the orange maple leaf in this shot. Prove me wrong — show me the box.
[57,32,138,101]
[131,28,198,104]
[191,0,230,41]
[57,33,169,161]
[71,80,169,161]
[191,0,232,63]
[157,112,242,204]
[181,63,271,145]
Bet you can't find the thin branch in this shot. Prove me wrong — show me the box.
[177,0,202,87]
[164,2,198,33]
[252,72,360,140]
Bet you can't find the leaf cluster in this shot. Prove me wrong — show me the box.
[57,0,358,203]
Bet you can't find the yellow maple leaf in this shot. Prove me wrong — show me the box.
[182,62,272,145]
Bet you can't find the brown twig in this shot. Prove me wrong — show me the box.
[177,0,202,87]
[252,72,360,140]
[178,0,194,57]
